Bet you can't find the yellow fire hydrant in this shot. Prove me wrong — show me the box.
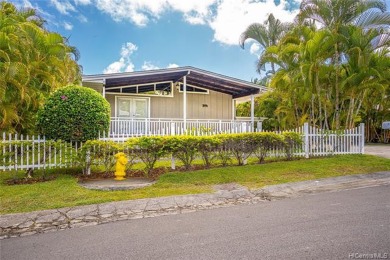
[114,152,128,181]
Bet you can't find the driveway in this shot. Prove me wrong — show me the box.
[365,144,390,159]
[1,185,389,260]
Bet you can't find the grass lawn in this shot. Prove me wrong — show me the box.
[1,154,389,215]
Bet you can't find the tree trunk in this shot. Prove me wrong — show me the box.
[334,43,340,130]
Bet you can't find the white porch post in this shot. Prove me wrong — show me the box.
[183,76,187,132]
[232,99,236,120]
[250,94,255,132]
[102,79,106,98]
[102,79,107,136]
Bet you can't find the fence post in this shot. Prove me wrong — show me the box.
[85,150,91,175]
[171,154,176,170]
[360,123,365,154]
[304,123,309,158]
[257,121,262,132]
[171,122,175,136]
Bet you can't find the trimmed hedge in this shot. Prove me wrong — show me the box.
[37,85,110,142]
[76,132,303,175]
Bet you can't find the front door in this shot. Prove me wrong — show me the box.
[117,97,149,118]
[116,97,149,135]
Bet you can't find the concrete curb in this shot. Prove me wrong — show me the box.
[1,172,389,240]
[253,171,390,200]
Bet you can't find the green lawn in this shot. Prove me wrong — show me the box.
[1,154,389,215]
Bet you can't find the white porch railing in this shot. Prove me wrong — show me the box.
[109,117,261,137]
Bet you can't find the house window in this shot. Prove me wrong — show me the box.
[106,81,173,97]
[116,97,149,118]
[179,83,209,94]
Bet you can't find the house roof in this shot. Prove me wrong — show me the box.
[82,66,266,99]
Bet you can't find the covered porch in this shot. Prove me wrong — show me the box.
[82,66,266,137]
[109,117,263,137]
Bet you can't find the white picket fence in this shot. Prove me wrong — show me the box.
[288,123,364,158]
[0,123,365,171]
[0,132,82,171]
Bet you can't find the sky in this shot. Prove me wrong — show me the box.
[11,0,390,82]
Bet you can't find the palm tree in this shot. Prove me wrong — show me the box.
[298,0,390,129]
[0,2,81,133]
[239,13,290,75]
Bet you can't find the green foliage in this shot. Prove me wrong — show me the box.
[196,136,221,168]
[252,132,284,163]
[131,136,170,176]
[282,132,303,160]
[167,136,199,170]
[37,86,110,142]
[0,2,81,133]
[242,0,390,137]
[216,133,257,166]
[81,140,124,174]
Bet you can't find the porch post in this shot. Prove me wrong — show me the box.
[232,99,236,120]
[183,75,187,132]
[102,79,106,98]
[250,94,255,132]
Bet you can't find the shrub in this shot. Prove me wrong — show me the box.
[214,135,233,166]
[217,133,256,166]
[196,136,220,168]
[252,132,284,164]
[167,136,199,170]
[132,136,170,176]
[282,132,303,160]
[80,140,124,174]
[37,85,110,142]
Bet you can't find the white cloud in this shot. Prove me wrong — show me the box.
[78,14,88,23]
[94,0,161,26]
[89,0,300,46]
[73,0,92,5]
[166,0,216,24]
[250,42,260,56]
[142,61,160,71]
[167,63,179,68]
[50,0,76,15]
[103,42,138,74]
[209,0,300,45]
[93,0,216,26]
[64,21,73,30]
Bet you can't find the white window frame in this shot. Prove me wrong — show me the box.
[115,96,151,118]
[106,81,174,98]
[178,83,209,94]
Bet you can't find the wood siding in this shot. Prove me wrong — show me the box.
[105,87,232,119]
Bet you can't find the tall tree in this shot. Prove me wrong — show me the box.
[0,2,81,133]
[298,0,390,129]
[239,13,290,76]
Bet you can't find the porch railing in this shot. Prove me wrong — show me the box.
[109,117,261,137]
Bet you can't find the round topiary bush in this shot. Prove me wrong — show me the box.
[37,85,111,142]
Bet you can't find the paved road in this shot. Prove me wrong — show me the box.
[365,144,390,159]
[1,185,389,260]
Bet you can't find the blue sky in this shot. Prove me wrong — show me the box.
[11,0,390,81]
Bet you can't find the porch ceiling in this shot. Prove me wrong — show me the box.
[82,66,266,99]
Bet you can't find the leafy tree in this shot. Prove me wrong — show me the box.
[0,2,81,133]
[37,86,110,142]
[298,0,390,129]
[243,0,390,138]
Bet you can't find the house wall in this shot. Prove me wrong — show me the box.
[105,87,233,119]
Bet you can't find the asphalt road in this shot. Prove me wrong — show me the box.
[1,185,389,260]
